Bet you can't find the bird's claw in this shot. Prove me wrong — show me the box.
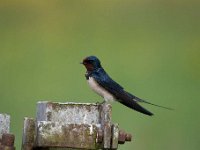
[95,101,106,105]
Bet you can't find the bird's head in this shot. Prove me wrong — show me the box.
[81,56,102,71]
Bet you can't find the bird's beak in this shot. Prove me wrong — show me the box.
[80,62,83,64]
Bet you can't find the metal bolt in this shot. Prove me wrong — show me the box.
[118,130,132,144]
[2,133,15,146]
[125,133,132,141]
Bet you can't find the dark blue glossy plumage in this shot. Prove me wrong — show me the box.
[82,56,172,116]
[89,67,153,116]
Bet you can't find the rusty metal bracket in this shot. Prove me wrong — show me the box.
[0,113,15,150]
[22,101,132,149]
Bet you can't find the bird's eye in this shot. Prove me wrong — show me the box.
[87,60,93,63]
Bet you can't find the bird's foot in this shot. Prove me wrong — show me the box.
[95,101,100,105]
[95,101,106,105]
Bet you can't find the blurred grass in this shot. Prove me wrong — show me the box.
[0,0,200,149]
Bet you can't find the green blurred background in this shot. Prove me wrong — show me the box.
[0,0,200,149]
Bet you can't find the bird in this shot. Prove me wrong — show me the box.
[81,56,172,116]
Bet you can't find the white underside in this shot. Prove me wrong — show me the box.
[87,77,115,102]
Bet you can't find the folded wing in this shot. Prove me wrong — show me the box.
[92,68,153,116]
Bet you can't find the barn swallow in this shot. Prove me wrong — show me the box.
[81,56,172,116]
